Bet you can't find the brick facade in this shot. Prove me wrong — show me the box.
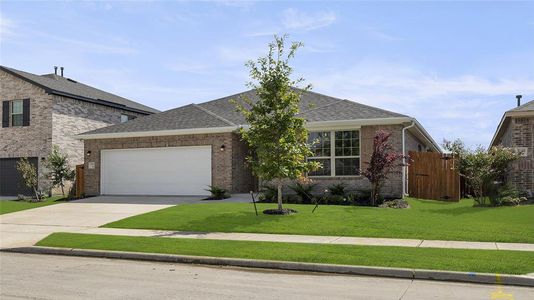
[0,69,149,194]
[273,126,427,198]
[52,95,144,167]
[1,70,54,189]
[83,132,255,196]
[83,124,431,198]
[499,117,534,194]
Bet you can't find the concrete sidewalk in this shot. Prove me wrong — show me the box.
[77,227,534,252]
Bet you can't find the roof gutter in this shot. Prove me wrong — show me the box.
[75,126,239,140]
[306,117,412,130]
[49,90,156,115]
[402,120,416,197]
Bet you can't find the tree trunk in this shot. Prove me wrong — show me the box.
[61,183,65,196]
[33,186,40,202]
[371,182,380,206]
[277,182,283,211]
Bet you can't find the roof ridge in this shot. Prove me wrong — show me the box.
[192,103,236,126]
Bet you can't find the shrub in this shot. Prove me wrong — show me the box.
[363,130,407,206]
[500,196,527,206]
[17,194,27,201]
[16,157,41,201]
[379,199,409,209]
[45,145,75,196]
[205,185,230,200]
[258,185,278,202]
[328,182,347,197]
[289,182,316,204]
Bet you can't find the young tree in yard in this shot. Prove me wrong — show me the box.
[16,158,41,201]
[363,130,407,206]
[46,145,75,196]
[233,35,319,213]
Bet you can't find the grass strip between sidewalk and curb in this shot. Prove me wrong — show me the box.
[36,232,534,275]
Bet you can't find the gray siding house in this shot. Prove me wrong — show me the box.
[0,66,158,196]
[78,89,440,198]
[490,97,534,196]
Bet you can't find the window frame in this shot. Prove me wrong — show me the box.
[10,100,23,127]
[308,129,362,178]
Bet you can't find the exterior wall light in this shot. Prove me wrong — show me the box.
[220,145,226,152]
[86,150,92,157]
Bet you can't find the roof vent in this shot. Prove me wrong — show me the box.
[60,67,64,77]
[54,66,58,75]
[516,95,522,107]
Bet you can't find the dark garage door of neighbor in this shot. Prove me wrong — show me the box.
[0,157,38,196]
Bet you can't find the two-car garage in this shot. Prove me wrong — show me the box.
[100,146,212,196]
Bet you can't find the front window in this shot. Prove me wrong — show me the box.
[308,130,360,176]
[11,100,23,126]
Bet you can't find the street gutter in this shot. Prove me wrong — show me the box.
[2,246,533,287]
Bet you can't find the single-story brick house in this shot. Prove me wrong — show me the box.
[490,97,534,196]
[77,89,440,198]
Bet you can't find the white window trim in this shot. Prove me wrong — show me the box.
[10,100,23,127]
[308,129,362,178]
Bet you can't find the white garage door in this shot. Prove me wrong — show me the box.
[101,146,211,195]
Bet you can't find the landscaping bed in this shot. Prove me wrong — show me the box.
[0,196,68,215]
[103,198,534,243]
[37,232,534,275]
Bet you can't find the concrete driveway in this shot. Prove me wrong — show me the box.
[0,194,250,248]
[0,194,252,249]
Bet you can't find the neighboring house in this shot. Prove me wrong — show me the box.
[78,89,440,198]
[490,97,534,196]
[0,66,159,196]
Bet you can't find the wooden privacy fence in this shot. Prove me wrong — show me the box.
[75,164,84,198]
[408,151,460,201]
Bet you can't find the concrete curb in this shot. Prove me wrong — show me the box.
[3,246,534,287]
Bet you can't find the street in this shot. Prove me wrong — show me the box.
[0,253,532,299]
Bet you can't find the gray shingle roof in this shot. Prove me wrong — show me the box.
[84,104,231,134]
[510,99,534,112]
[1,66,159,114]
[79,89,409,136]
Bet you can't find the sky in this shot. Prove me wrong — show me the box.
[1,1,533,148]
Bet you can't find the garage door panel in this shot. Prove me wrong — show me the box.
[101,146,211,195]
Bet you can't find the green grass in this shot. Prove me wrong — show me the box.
[0,196,68,215]
[37,232,534,275]
[104,198,534,243]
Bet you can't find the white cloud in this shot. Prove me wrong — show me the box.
[44,33,137,55]
[281,8,336,31]
[0,16,16,40]
[308,60,534,148]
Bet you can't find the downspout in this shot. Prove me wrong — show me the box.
[402,120,416,197]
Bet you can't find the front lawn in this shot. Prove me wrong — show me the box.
[0,196,67,215]
[38,232,534,275]
[104,198,534,243]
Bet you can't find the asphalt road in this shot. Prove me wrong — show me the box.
[1,253,532,299]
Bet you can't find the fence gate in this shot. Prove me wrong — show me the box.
[408,151,460,201]
[75,164,84,198]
